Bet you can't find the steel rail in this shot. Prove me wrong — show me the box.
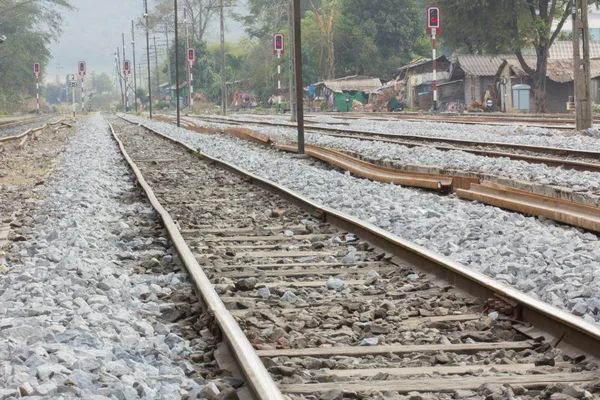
[105,115,284,400]
[0,119,66,145]
[188,115,600,172]
[118,114,600,361]
[0,116,53,130]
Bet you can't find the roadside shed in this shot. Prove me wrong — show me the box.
[450,54,510,106]
[312,75,382,112]
[497,58,600,113]
[397,56,451,109]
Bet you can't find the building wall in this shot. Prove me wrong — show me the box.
[543,80,573,113]
[439,81,465,105]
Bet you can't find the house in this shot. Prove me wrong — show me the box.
[496,58,600,113]
[397,56,451,109]
[448,54,514,107]
[312,75,382,112]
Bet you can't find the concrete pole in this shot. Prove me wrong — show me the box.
[293,0,304,154]
[165,25,173,110]
[144,0,153,118]
[132,21,138,112]
[220,0,227,116]
[288,0,297,121]
[174,0,181,127]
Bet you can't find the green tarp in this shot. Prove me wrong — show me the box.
[333,91,365,112]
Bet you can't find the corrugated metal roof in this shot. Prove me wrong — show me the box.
[398,56,449,71]
[500,58,600,83]
[549,41,600,59]
[315,75,383,93]
[456,54,513,77]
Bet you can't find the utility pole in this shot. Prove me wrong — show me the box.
[220,0,227,116]
[288,0,296,121]
[573,0,592,130]
[144,0,153,118]
[123,33,129,112]
[293,0,304,154]
[174,0,181,126]
[132,21,138,112]
[153,36,160,102]
[117,48,124,105]
[165,25,173,110]
[185,8,191,110]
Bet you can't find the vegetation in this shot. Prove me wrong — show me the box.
[434,0,600,113]
[0,0,73,113]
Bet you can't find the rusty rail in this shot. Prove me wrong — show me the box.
[0,119,66,147]
[277,143,477,192]
[457,181,600,233]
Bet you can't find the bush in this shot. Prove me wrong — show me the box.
[155,101,170,110]
[592,103,600,114]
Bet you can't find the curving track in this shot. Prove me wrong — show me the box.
[106,114,600,399]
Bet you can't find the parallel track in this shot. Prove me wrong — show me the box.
[187,115,600,173]
[109,115,600,399]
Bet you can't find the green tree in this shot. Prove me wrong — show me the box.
[95,73,114,93]
[0,0,73,112]
[340,0,422,59]
[434,0,599,113]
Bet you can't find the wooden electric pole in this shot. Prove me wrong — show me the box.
[573,0,592,130]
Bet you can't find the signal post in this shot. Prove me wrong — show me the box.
[124,60,131,112]
[273,33,284,105]
[33,62,41,114]
[187,48,195,109]
[78,61,86,112]
[426,6,441,111]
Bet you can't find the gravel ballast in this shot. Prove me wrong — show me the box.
[0,114,226,399]
[122,114,600,325]
[188,116,600,197]
[228,113,600,151]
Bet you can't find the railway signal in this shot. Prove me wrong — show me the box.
[187,48,195,108]
[124,59,131,113]
[78,61,86,112]
[426,6,441,111]
[33,62,41,114]
[273,33,284,55]
[273,33,284,105]
[187,48,195,65]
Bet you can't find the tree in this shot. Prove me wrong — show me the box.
[95,73,114,93]
[0,0,73,112]
[435,0,600,113]
[340,0,422,59]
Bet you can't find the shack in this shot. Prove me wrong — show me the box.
[311,75,382,112]
[449,54,511,107]
[496,58,600,113]
[397,56,451,109]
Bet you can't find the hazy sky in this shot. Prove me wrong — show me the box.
[46,0,245,83]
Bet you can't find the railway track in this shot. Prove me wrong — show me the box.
[107,115,600,399]
[313,112,600,130]
[186,115,600,173]
[0,115,54,133]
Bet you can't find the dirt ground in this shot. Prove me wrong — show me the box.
[0,119,75,249]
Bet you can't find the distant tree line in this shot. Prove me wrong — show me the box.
[0,0,73,113]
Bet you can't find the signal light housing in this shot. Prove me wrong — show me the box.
[273,33,284,55]
[33,62,40,74]
[187,48,196,65]
[78,61,86,76]
[426,6,441,35]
